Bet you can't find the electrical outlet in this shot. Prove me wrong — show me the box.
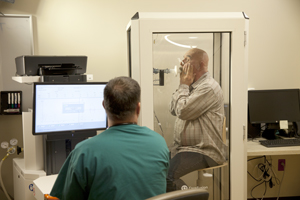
[87,74,93,80]
[278,159,285,171]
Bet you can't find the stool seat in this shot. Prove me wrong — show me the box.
[198,162,228,172]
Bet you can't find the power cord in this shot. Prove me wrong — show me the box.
[249,124,268,141]
[247,156,280,199]
[0,140,23,200]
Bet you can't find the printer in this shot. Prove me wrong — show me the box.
[15,56,88,82]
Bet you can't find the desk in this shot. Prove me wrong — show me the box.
[33,175,58,200]
[247,138,300,156]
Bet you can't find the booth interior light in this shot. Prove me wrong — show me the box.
[164,35,197,49]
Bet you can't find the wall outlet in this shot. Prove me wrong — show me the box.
[87,74,93,80]
[278,159,285,171]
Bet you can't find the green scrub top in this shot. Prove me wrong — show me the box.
[50,124,169,200]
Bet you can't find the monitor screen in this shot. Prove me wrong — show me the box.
[33,82,107,135]
[248,89,300,124]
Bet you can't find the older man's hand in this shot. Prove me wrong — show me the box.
[180,63,195,86]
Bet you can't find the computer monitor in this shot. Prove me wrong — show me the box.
[248,89,300,124]
[32,82,107,137]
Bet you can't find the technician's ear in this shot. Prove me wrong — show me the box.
[136,102,141,116]
[102,100,105,109]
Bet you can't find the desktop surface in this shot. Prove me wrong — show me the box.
[247,138,300,156]
[33,174,58,200]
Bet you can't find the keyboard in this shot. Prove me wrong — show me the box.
[259,138,300,148]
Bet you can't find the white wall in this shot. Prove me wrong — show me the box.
[0,0,300,199]
[1,0,299,88]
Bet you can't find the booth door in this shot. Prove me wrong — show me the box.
[152,32,230,200]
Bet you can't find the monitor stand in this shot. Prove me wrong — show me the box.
[43,131,96,175]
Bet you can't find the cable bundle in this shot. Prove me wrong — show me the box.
[247,156,282,200]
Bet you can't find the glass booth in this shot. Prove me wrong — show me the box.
[127,12,249,200]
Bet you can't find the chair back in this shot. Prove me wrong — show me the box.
[146,188,209,200]
[222,116,227,144]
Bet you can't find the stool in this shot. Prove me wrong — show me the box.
[197,162,228,186]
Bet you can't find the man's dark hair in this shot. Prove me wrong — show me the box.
[104,76,141,121]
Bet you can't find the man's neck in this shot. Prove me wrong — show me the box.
[108,118,138,127]
[194,70,208,82]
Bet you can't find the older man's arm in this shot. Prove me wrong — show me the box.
[169,85,216,120]
[169,84,189,116]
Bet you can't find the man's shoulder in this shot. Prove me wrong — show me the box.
[196,75,222,92]
[75,125,165,146]
[73,133,105,150]
[138,125,164,137]
[123,125,166,144]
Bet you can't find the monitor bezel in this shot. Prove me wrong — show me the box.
[32,82,108,136]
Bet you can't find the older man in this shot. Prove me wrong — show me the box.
[50,77,169,200]
[167,48,227,191]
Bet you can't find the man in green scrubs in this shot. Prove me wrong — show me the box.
[50,76,169,200]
